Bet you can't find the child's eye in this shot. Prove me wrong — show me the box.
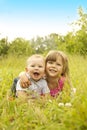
[48,61,53,64]
[56,63,61,66]
[31,65,35,67]
[39,65,43,68]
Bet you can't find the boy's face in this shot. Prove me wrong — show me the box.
[26,57,45,81]
[46,55,63,78]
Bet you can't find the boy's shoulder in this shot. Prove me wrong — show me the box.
[38,78,47,83]
[35,78,47,88]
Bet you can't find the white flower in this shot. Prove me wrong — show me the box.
[72,87,76,93]
[65,102,72,107]
[48,99,52,103]
[58,102,64,107]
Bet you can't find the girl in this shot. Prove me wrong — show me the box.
[11,50,73,98]
[45,50,72,97]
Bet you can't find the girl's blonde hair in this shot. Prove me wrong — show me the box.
[45,50,69,77]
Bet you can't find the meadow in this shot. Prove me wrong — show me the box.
[0,54,87,130]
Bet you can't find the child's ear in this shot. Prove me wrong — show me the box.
[43,73,46,77]
[42,73,46,79]
[25,67,28,72]
[19,71,25,77]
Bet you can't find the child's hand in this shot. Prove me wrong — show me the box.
[20,74,31,88]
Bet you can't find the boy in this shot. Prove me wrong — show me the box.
[16,54,50,98]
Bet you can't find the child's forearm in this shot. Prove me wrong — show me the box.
[19,73,31,88]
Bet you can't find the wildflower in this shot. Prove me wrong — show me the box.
[58,102,64,107]
[65,102,72,107]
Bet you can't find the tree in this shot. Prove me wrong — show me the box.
[0,37,9,56]
[71,7,87,55]
[8,38,32,56]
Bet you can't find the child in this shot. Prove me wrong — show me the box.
[45,50,72,97]
[16,54,50,98]
[12,50,73,98]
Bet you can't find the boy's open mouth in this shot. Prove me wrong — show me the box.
[33,72,40,77]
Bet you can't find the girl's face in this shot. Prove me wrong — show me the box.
[46,55,63,78]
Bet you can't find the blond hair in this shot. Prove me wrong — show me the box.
[26,54,45,66]
[45,50,69,77]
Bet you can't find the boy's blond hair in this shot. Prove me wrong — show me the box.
[26,54,45,66]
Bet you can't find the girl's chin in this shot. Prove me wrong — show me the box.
[49,72,57,76]
[48,73,59,78]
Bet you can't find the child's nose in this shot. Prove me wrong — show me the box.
[51,63,56,67]
[34,66,39,69]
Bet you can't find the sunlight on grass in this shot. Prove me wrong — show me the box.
[0,54,87,130]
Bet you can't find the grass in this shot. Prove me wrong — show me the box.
[0,54,87,130]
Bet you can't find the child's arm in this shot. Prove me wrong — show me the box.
[20,74,31,88]
[18,71,31,88]
[16,79,30,99]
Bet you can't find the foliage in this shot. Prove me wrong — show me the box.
[0,54,87,130]
[0,7,87,56]
[73,7,87,55]
[0,38,10,56]
[8,38,33,56]
[0,6,87,130]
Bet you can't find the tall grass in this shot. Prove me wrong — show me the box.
[0,54,87,130]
